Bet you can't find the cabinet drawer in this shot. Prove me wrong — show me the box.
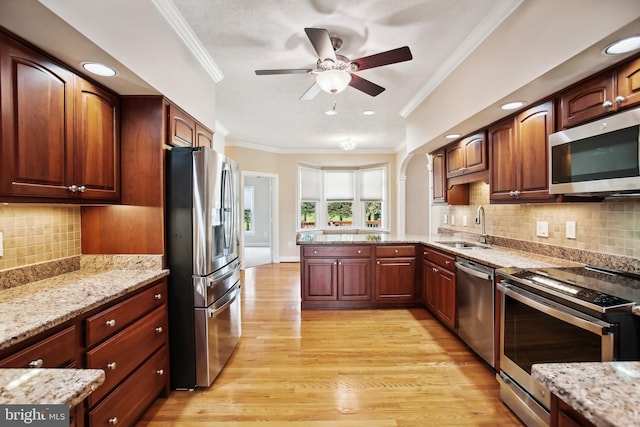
[303,245,371,258]
[87,305,167,407]
[376,245,415,257]
[86,281,166,347]
[424,248,455,271]
[0,325,78,368]
[89,346,168,427]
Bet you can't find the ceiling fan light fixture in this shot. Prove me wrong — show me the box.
[316,70,352,94]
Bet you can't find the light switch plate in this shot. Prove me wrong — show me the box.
[462,215,468,227]
[443,214,448,224]
[450,215,455,226]
[536,221,549,237]
[566,221,577,239]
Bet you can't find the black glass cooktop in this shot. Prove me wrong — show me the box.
[498,265,640,312]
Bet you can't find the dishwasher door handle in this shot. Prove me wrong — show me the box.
[455,262,493,281]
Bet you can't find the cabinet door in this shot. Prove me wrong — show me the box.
[461,132,487,174]
[436,267,456,331]
[169,104,196,147]
[338,258,371,301]
[616,57,640,109]
[424,260,438,312]
[375,257,416,302]
[0,34,75,198]
[445,143,464,178]
[517,101,555,201]
[431,149,446,203]
[74,77,119,201]
[559,73,615,129]
[489,117,518,202]
[302,258,338,300]
[195,123,214,148]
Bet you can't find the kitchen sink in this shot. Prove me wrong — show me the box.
[435,241,491,249]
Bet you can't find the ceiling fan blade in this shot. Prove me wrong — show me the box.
[255,69,313,75]
[351,46,412,71]
[349,74,385,97]
[304,28,336,61]
[299,82,322,101]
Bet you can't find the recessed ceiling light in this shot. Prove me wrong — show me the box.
[500,101,526,111]
[604,35,640,55]
[362,110,375,116]
[82,62,117,77]
[445,133,461,139]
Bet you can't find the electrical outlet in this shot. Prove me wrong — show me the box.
[450,215,455,226]
[287,241,293,248]
[536,221,549,238]
[443,214,448,224]
[566,221,577,239]
[462,215,468,227]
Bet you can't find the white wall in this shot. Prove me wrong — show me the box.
[404,154,430,235]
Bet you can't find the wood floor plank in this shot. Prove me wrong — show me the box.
[136,262,523,426]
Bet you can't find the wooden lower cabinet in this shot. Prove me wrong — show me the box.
[375,245,417,303]
[551,394,596,427]
[0,325,79,369]
[423,248,457,331]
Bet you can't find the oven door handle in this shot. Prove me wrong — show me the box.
[497,282,614,336]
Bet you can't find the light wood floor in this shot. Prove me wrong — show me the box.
[137,262,523,426]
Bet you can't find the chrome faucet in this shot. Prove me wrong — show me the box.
[476,205,487,244]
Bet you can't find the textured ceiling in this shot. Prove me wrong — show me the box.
[171,0,515,152]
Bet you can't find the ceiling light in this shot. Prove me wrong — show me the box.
[445,133,461,139]
[316,70,352,94]
[604,35,640,55]
[362,110,375,116]
[82,62,117,77]
[500,101,526,111]
[339,141,357,151]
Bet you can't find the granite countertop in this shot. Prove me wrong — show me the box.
[532,362,640,427]
[297,232,581,270]
[0,268,169,351]
[0,368,105,407]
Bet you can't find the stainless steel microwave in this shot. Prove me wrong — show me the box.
[548,107,640,196]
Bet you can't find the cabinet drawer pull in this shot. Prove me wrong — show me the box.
[107,362,117,370]
[602,100,613,108]
[357,250,362,254]
[78,185,87,193]
[108,417,118,425]
[313,250,318,254]
[377,261,380,264]
[445,260,450,265]
[615,95,626,104]
[154,293,163,300]
[433,267,438,272]
[105,319,116,327]
[29,359,44,368]
[155,326,164,334]
[394,249,398,253]
[156,369,165,376]
[68,184,78,192]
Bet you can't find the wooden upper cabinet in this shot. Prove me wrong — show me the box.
[0,32,119,202]
[559,73,615,129]
[0,33,75,199]
[74,77,120,201]
[195,123,214,148]
[559,55,640,129]
[616,56,640,108]
[445,131,487,178]
[169,104,196,147]
[431,149,446,203]
[489,101,555,203]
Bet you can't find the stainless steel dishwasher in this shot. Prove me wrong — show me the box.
[455,257,495,367]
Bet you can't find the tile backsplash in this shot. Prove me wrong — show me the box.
[0,205,81,270]
[434,182,640,259]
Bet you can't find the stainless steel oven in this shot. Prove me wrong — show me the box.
[496,266,639,427]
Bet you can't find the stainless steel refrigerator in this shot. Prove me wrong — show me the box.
[165,146,242,389]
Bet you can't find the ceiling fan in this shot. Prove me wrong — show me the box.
[255,28,413,100]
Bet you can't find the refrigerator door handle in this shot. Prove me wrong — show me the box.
[209,284,242,318]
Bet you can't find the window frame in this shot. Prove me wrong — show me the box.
[243,185,255,235]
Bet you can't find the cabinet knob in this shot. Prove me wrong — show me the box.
[68,185,78,193]
[78,185,87,193]
[615,95,626,105]
[357,250,361,254]
[107,362,117,370]
[156,369,165,376]
[394,249,398,253]
[313,250,318,254]
[108,417,118,425]
[445,260,450,265]
[105,319,116,327]
[433,267,438,272]
[602,100,613,108]
[155,326,164,334]
[154,293,163,300]
[377,261,380,264]
[28,359,44,368]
